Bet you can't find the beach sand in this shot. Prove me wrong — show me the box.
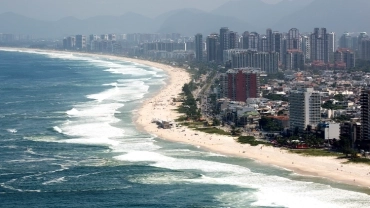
[130,58,370,189]
[2,47,370,189]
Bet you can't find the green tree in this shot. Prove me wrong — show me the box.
[334,94,345,101]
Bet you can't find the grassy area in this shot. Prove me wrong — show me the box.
[175,116,188,122]
[237,136,271,146]
[194,127,230,135]
[345,157,370,165]
[289,149,343,157]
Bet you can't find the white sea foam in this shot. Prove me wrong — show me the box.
[42,177,66,185]
[114,149,370,207]
[53,126,63,133]
[114,151,175,162]
[6,129,17,133]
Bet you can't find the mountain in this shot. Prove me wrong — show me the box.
[211,0,313,28]
[0,12,159,38]
[1,0,369,38]
[0,0,231,20]
[157,9,259,36]
[273,0,370,33]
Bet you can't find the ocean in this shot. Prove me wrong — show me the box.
[0,49,369,208]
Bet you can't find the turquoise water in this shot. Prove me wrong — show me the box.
[0,49,369,208]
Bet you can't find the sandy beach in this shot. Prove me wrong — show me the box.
[130,58,370,189]
[2,47,370,189]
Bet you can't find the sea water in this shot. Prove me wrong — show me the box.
[0,49,369,208]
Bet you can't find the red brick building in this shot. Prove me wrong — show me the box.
[226,68,261,102]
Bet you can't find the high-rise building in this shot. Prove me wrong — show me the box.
[287,28,301,50]
[358,32,369,57]
[195,33,203,62]
[339,32,353,49]
[229,31,238,49]
[328,32,336,62]
[226,68,260,102]
[334,48,355,69]
[289,88,321,131]
[63,36,76,49]
[242,31,250,49]
[248,32,259,51]
[101,34,108,41]
[259,36,268,52]
[301,35,311,60]
[340,121,361,148]
[224,49,278,74]
[206,34,219,62]
[219,27,230,61]
[361,89,370,142]
[108,34,116,41]
[272,32,282,55]
[285,50,305,70]
[266,28,273,52]
[310,28,329,63]
[360,38,370,60]
[75,35,86,50]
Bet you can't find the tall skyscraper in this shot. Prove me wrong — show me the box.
[259,36,268,52]
[339,32,353,49]
[287,28,301,50]
[328,32,336,62]
[266,28,273,52]
[242,31,250,49]
[361,89,370,141]
[310,28,329,63]
[219,27,230,61]
[248,32,259,50]
[195,33,203,62]
[229,31,238,49]
[272,32,282,53]
[301,35,311,60]
[206,34,219,62]
[289,88,321,131]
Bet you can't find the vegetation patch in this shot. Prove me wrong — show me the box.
[194,127,230,135]
[345,157,370,166]
[237,136,271,146]
[289,149,342,157]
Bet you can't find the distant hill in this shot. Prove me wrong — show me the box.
[273,0,370,33]
[0,10,257,38]
[211,0,313,29]
[0,0,369,38]
[157,9,259,35]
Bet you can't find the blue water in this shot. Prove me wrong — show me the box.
[0,49,370,208]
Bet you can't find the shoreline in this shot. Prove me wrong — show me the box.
[2,47,370,190]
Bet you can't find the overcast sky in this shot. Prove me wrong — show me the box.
[0,0,312,20]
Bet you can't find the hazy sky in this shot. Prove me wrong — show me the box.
[0,0,311,20]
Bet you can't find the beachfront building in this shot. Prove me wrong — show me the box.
[361,89,370,142]
[75,35,86,50]
[289,88,321,131]
[225,68,261,102]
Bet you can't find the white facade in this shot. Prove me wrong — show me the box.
[289,88,321,131]
[324,123,340,140]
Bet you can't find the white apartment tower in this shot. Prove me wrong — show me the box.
[301,35,311,60]
[289,88,321,131]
